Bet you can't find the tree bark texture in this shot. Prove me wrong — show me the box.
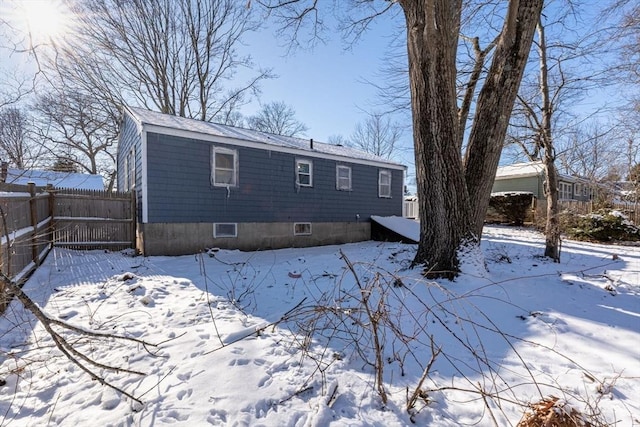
[537,20,561,261]
[543,156,561,260]
[399,0,475,277]
[464,0,544,238]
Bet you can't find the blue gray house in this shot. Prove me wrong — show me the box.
[117,107,406,255]
[492,161,593,201]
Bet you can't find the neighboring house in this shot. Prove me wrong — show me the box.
[492,161,592,201]
[117,107,406,255]
[0,162,104,190]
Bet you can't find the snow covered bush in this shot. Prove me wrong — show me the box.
[488,192,535,225]
[566,209,640,242]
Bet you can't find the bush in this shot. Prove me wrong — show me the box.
[566,209,640,242]
[488,192,535,225]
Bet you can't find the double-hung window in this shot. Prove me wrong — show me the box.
[378,170,392,198]
[212,146,238,187]
[126,148,135,190]
[336,165,352,191]
[296,159,313,187]
[559,182,573,200]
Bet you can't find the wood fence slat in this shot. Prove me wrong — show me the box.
[1,187,136,286]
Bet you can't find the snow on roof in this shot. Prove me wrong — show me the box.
[371,215,419,242]
[495,161,545,179]
[495,161,589,183]
[6,167,104,190]
[491,191,535,197]
[126,107,405,169]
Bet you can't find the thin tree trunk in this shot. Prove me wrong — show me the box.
[457,36,497,151]
[537,20,561,261]
[465,0,544,238]
[400,0,474,278]
[543,158,561,260]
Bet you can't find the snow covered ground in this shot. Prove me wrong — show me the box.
[1,225,638,426]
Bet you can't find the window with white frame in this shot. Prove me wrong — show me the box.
[124,154,130,190]
[214,223,237,238]
[126,148,135,190]
[293,222,311,236]
[378,170,392,198]
[559,182,573,200]
[574,183,582,197]
[212,146,238,187]
[294,222,312,235]
[336,165,352,191]
[296,159,313,187]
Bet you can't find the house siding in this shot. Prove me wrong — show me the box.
[116,114,143,221]
[116,114,140,191]
[493,175,593,202]
[492,176,543,199]
[145,132,403,224]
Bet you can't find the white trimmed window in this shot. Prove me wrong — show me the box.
[126,148,135,190]
[212,146,238,187]
[559,182,573,200]
[294,222,312,235]
[574,183,581,196]
[296,159,313,187]
[336,165,352,191]
[124,153,130,190]
[378,170,392,198]
[214,223,237,238]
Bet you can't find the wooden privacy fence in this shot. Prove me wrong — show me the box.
[0,183,135,287]
[52,188,135,251]
[561,200,639,225]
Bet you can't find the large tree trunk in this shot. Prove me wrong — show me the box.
[464,0,544,238]
[400,0,542,277]
[400,1,475,278]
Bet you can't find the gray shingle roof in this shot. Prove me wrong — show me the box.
[126,107,405,169]
[6,167,104,190]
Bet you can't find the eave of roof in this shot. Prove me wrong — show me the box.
[495,161,588,183]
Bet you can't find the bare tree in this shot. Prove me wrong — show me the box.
[557,123,620,182]
[0,107,40,169]
[507,3,614,261]
[258,0,542,277]
[350,112,403,159]
[328,134,349,146]
[52,0,271,123]
[247,101,308,136]
[33,88,117,182]
[607,1,639,96]
[11,0,272,187]
[606,1,640,199]
[0,9,36,110]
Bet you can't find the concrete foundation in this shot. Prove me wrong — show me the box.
[138,221,371,256]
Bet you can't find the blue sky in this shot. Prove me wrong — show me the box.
[240,11,417,178]
[243,33,383,141]
[2,0,632,184]
[242,20,403,143]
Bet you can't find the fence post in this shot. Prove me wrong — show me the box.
[46,184,55,249]
[28,182,39,266]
